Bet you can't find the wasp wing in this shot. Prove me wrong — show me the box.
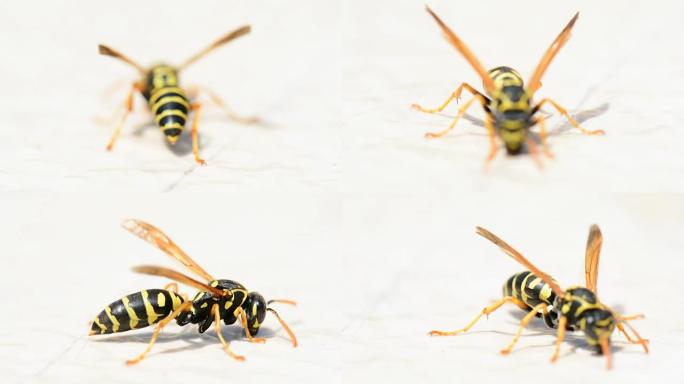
[527,12,579,94]
[476,226,564,295]
[425,6,495,93]
[122,219,215,282]
[133,265,227,297]
[178,25,251,71]
[584,224,603,294]
[98,44,146,74]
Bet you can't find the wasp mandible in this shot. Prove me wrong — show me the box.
[413,7,604,167]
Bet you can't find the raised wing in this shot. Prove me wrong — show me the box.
[178,25,251,71]
[122,219,214,282]
[98,44,146,75]
[476,226,564,295]
[584,224,603,294]
[132,265,227,297]
[527,12,579,94]
[425,6,495,93]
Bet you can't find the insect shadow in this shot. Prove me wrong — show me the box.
[131,121,208,157]
[495,309,627,355]
[90,325,284,356]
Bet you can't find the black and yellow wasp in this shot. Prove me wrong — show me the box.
[429,225,648,369]
[99,26,258,164]
[89,219,297,365]
[413,7,604,167]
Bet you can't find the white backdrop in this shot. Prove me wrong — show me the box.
[1,0,683,383]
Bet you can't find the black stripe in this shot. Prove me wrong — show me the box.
[154,101,188,116]
[159,115,186,127]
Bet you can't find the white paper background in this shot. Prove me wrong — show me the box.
[1,0,683,383]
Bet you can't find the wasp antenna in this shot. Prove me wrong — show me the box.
[267,299,298,306]
[267,308,298,347]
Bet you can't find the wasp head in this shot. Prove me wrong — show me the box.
[242,292,267,336]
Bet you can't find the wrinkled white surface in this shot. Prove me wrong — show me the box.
[1,0,683,383]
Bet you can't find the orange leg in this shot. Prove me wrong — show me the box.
[484,117,498,168]
[429,296,526,336]
[526,137,544,170]
[202,87,259,124]
[412,82,483,114]
[189,102,207,165]
[212,304,246,361]
[534,98,605,135]
[235,307,266,344]
[501,303,549,355]
[550,315,567,364]
[106,82,142,151]
[535,115,554,158]
[617,318,649,353]
[125,300,193,365]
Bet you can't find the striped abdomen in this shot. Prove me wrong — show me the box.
[90,289,185,335]
[503,271,557,309]
[148,86,190,144]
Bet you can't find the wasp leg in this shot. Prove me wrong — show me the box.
[412,82,483,114]
[106,82,142,151]
[526,137,544,170]
[197,86,260,124]
[617,317,649,353]
[125,300,193,365]
[533,98,605,135]
[420,89,490,139]
[534,115,554,158]
[189,102,207,165]
[550,315,568,363]
[501,303,549,355]
[212,303,246,361]
[429,296,526,336]
[236,307,266,344]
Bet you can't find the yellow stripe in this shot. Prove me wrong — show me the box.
[157,292,166,308]
[104,306,120,333]
[155,109,187,124]
[149,87,185,105]
[170,292,183,311]
[93,317,107,334]
[122,296,140,329]
[142,290,160,324]
[152,95,189,113]
[161,123,184,132]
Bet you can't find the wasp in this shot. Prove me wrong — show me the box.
[412,7,605,167]
[99,26,258,165]
[429,225,649,369]
[89,219,297,365]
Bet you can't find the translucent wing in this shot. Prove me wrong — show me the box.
[527,12,579,94]
[178,25,251,71]
[584,224,603,294]
[425,6,495,93]
[98,44,146,74]
[476,226,564,295]
[133,265,227,297]
[122,219,214,282]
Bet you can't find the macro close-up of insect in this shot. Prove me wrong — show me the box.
[99,26,258,165]
[89,219,298,365]
[429,225,649,369]
[412,7,605,167]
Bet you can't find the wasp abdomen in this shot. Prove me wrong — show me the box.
[90,289,185,335]
[503,271,557,309]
